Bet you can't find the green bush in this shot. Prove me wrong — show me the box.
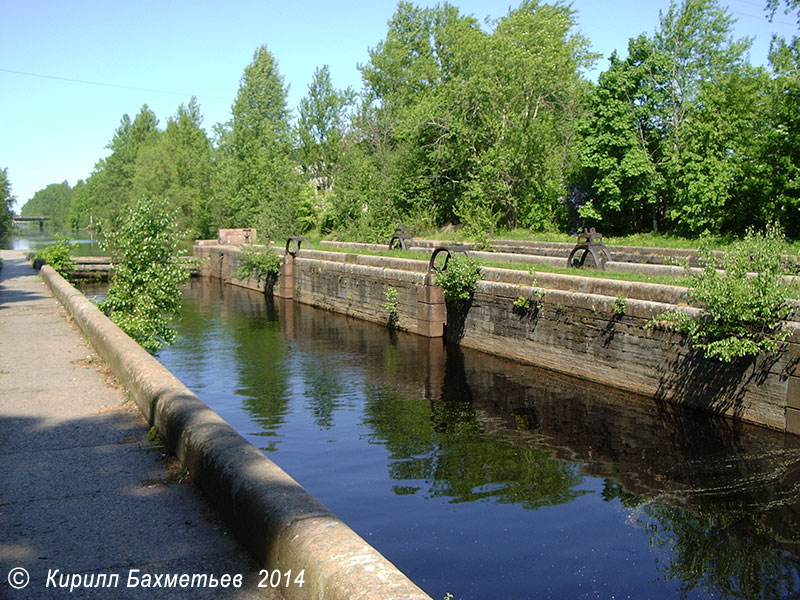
[646,223,797,362]
[99,197,189,354]
[35,234,76,277]
[235,245,281,284]
[612,295,627,316]
[434,256,483,305]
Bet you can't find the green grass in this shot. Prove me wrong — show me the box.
[397,227,800,253]
[305,238,691,287]
[481,258,691,287]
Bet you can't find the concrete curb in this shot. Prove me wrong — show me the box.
[40,265,433,600]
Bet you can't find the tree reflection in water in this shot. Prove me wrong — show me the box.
[160,279,800,599]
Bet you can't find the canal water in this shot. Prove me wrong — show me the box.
[154,278,800,600]
[0,228,104,255]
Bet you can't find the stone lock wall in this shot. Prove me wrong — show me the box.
[195,242,800,435]
[458,278,799,432]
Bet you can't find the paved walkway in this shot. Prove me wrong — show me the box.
[0,250,281,599]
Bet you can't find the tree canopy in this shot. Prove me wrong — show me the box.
[18,0,800,242]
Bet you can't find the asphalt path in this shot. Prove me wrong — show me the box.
[0,250,282,600]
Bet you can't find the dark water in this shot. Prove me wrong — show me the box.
[156,278,800,600]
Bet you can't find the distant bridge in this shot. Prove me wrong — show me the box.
[13,216,50,231]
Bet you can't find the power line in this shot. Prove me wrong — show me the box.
[0,67,232,103]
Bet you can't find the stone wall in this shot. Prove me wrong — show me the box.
[195,242,800,435]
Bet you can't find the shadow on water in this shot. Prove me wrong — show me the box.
[160,278,800,600]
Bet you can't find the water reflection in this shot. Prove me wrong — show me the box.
[159,278,800,600]
[1,228,104,255]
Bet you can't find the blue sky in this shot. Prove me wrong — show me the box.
[1,0,796,211]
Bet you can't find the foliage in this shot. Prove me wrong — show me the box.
[296,65,355,193]
[382,286,399,327]
[26,1,800,245]
[646,223,797,362]
[131,98,214,238]
[0,167,14,237]
[234,245,281,285]
[574,0,765,236]
[434,256,483,305]
[20,181,73,229]
[215,45,300,240]
[513,295,532,311]
[612,295,627,316]
[382,286,399,316]
[34,234,76,277]
[99,197,190,354]
[356,1,595,234]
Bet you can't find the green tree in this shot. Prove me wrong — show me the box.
[71,106,161,230]
[131,98,214,237]
[758,0,800,237]
[216,45,299,240]
[99,197,189,354]
[20,181,73,229]
[647,223,796,362]
[575,0,762,236]
[297,65,354,192]
[357,1,594,234]
[0,168,15,237]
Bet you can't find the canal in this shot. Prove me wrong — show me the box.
[154,277,800,600]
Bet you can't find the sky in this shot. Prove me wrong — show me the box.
[1,0,797,212]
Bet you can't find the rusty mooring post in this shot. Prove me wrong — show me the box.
[567,228,612,270]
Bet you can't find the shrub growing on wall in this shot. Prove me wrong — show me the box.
[34,234,76,278]
[234,245,281,286]
[435,256,483,306]
[99,197,189,354]
[647,223,797,362]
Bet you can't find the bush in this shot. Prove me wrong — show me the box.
[434,256,483,305]
[34,234,76,277]
[99,197,189,354]
[235,245,281,285]
[646,223,797,362]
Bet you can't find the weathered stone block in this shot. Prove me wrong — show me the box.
[417,302,446,323]
[417,319,444,338]
[787,407,800,435]
[418,284,444,305]
[788,377,800,410]
[218,228,257,245]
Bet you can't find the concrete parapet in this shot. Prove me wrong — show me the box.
[39,265,433,600]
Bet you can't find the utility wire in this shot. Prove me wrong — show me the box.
[0,67,232,102]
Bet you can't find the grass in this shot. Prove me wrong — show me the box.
[304,238,692,287]
[481,258,691,287]
[373,226,800,253]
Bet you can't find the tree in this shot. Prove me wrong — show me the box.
[760,0,800,237]
[355,1,594,235]
[297,65,354,192]
[216,45,299,240]
[70,105,161,230]
[20,181,73,229]
[132,98,214,237]
[0,168,14,237]
[99,197,189,354]
[575,0,762,236]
